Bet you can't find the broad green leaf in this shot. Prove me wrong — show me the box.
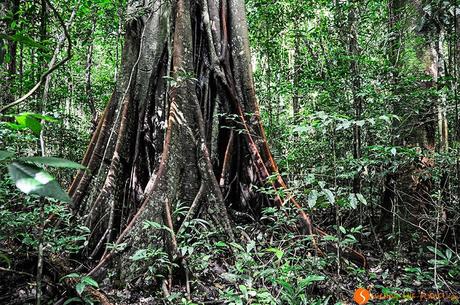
[130,249,148,261]
[318,181,326,189]
[323,235,338,242]
[81,276,98,288]
[239,285,249,300]
[323,189,335,204]
[379,115,391,123]
[15,114,42,135]
[446,249,453,261]
[20,156,85,169]
[246,240,256,253]
[339,226,346,234]
[75,282,86,295]
[275,278,294,295]
[308,190,318,208]
[229,242,244,251]
[304,274,326,284]
[4,122,27,130]
[142,220,163,230]
[348,193,358,209]
[427,246,446,259]
[215,241,228,248]
[356,193,367,205]
[266,247,284,260]
[142,220,173,234]
[7,162,71,202]
[20,112,59,123]
[0,150,14,161]
[346,234,357,241]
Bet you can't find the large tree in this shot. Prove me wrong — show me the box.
[68,0,319,287]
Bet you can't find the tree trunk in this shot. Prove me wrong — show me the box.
[69,0,320,287]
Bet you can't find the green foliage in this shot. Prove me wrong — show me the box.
[61,273,99,304]
[7,161,70,202]
[1,0,460,303]
[1,114,85,202]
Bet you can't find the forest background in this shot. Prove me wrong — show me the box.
[1,0,460,304]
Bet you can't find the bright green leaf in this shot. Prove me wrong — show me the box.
[15,114,42,135]
[75,282,86,295]
[20,156,86,169]
[7,162,71,202]
[60,273,80,281]
[266,247,284,260]
[81,276,98,288]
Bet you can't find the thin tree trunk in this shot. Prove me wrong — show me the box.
[292,29,301,119]
[85,16,97,130]
[379,0,404,232]
[348,3,363,194]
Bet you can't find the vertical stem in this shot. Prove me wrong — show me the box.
[433,203,440,292]
[36,2,47,302]
[36,118,46,305]
[35,198,45,305]
[455,2,460,201]
[292,28,301,120]
[86,17,97,130]
[114,2,123,84]
[348,2,362,194]
[332,123,340,276]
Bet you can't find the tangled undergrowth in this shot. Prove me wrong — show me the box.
[107,205,460,305]
[1,182,459,305]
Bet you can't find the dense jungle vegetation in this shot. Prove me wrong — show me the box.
[1,0,460,304]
